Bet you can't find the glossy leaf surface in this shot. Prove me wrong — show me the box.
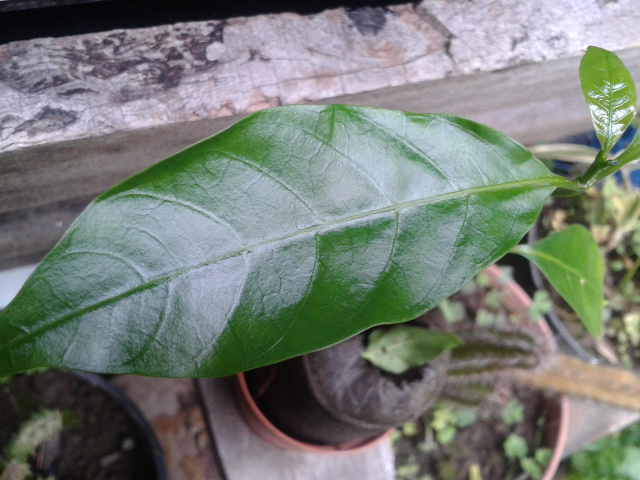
[0,105,560,377]
[361,325,460,374]
[580,46,637,161]
[513,225,604,336]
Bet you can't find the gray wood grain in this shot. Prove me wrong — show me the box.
[2,0,639,154]
[3,0,640,266]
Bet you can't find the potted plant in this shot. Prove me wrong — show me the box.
[0,45,638,470]
[527,157,640,367]
[0,370,167,480]
[391,266,566,480]
[559,418,640,479]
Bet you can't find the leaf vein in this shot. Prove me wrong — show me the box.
[270,119,393,205]
[207,148,324,221]
[113,192,247,245]
[63,249,147,281]
[122,282,173,367]
[0,178,561,355]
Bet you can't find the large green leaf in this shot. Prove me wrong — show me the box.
[580,46,637,161]
[512,225,604,336]
[0,105,561,378]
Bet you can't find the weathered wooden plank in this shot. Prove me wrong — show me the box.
[2,0,640,267]
[197,376,395,480]
[318,47,640,147]
[111,376,226,480]
[4,48,640,268]
[2,0,639,154]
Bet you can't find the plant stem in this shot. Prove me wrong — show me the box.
[513,354,640,411]
[547,176,589,197]
[577,144,640,189]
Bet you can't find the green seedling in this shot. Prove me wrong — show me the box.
[1,410,63,480]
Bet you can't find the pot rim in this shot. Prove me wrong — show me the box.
[234,370,391,454]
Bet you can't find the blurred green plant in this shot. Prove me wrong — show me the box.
[0,410,63,480]
[563,421,640,480]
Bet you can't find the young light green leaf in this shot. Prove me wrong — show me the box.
[452,406,478,428]
[534,448,552,467]
[527,290,553,320]
[0,106,562,378]
[361,325,461,375]
[503,433,529,460]
[438,299,466,324]
[512,224,604,336]
[6,410,63,464]
[521,457,543,480]
[502,398,524,426]
[580,46,637,162]
[435,425,456,445]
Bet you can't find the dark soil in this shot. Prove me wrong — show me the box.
[0,370,161,480]
[392,383,551,480]
[391,277,559,480]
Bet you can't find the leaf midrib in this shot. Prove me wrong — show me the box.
[2,177,560,353]
[518,248,598,293]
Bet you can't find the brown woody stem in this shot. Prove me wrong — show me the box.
[512,354,640,411]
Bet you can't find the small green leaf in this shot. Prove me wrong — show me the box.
[483,290,503,310]
[501,398,524,426]
[534,448,552,467]
[431,405,455,430]
[397,463,420,478]
[439,299,466,324]
[475,309,496,327]
[362,325,461,375]
[527,290,553,320]
[435,425,456,445]
[512,224,604,336]
[402,421,419,437]
[475,272,492,289]
[521,457,543,480]
[452,406,478,428]
[580,46,637,161]
[503,433,528,459]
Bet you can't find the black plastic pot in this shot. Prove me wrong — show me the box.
[0,369,167,480]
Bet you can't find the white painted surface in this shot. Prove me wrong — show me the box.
[0,264,36,309]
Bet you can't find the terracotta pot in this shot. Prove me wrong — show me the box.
[235,330,448,452]
[235,371,391,454]
[235,264,569,474]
